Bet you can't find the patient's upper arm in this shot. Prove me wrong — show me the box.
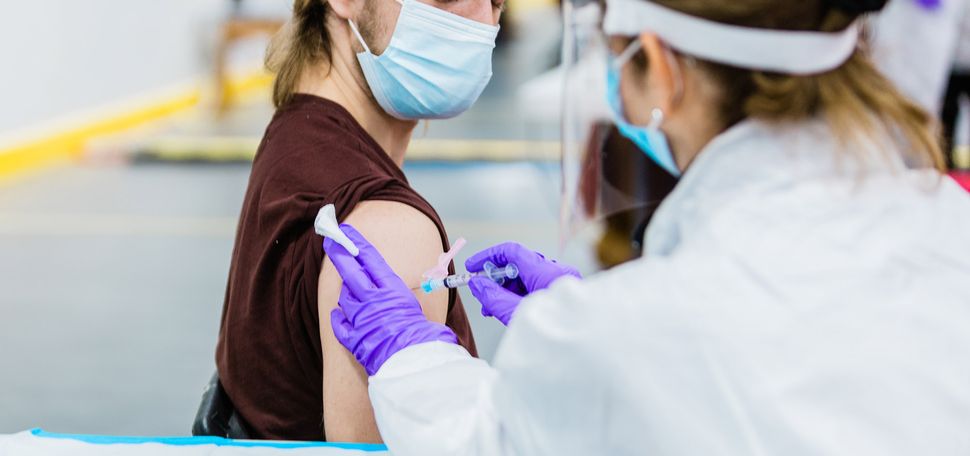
[322,200,449,322]
[317,200,450,442]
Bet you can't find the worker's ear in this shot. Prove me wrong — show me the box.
[328,0,366,21]
[638,33,681,114]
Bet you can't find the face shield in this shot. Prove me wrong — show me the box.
[560,0,677,253]
[560,0,863,251]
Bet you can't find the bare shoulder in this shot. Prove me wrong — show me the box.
[319,200,449,322]
[345,200,444,261]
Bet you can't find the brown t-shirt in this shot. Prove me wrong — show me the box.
[215,94,477,441]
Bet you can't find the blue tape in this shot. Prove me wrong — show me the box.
[30,429,387,452]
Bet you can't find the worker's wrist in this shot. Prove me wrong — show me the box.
[373,341,472,379]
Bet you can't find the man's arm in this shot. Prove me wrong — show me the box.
[317,200,450,443]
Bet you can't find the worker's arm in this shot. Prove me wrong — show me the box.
[321,227,605,455]
[366,273,596,456]
[317,200,450,443]
[367,343,505,455]
[871,0,965,113]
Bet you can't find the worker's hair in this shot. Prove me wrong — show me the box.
[646,0,945,171]
[265,0,331,108]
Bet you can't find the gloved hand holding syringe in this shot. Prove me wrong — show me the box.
[410,232,519,293]
[315,204,518,295]
[320,219,583,378]
[415,261,519,294]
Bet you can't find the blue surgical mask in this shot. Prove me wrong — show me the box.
[605,48,681,178]
[348,0,499,120]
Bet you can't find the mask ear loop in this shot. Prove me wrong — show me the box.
[609,39,643,125]
[647,107,664,130]
[347,0,405,55]
[613,38,682,130]
[347,19,372,54]
[612,39,643,70]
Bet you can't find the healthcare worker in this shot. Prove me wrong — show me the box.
[321,0,970,453]
[872,0,970,114]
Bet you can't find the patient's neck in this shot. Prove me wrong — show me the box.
[296,60,416,167]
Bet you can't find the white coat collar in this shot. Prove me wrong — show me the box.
[642,118,908,257]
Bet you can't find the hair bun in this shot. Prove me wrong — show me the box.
[826,0,890,14]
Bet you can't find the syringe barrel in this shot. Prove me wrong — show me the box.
[421,263,520,294]
[443,272,475,289]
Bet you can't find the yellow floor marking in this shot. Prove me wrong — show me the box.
[0,70,273,181]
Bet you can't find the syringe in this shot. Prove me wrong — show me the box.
[416,261,519,294]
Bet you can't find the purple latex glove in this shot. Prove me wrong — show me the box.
[465,242,582,326]
[324,224,458,376]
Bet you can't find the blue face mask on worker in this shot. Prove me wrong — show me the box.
[348,0,500,120]
[606,41,682,178]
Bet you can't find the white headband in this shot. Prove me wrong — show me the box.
[603,0,861,75]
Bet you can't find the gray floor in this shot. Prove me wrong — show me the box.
[0,159,596,437]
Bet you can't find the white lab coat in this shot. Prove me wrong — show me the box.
[873,0,970,113]
[369,119,970,455]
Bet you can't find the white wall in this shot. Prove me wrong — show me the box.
[0,0,290,136]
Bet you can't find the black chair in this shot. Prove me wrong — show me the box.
[192,372,253,439]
